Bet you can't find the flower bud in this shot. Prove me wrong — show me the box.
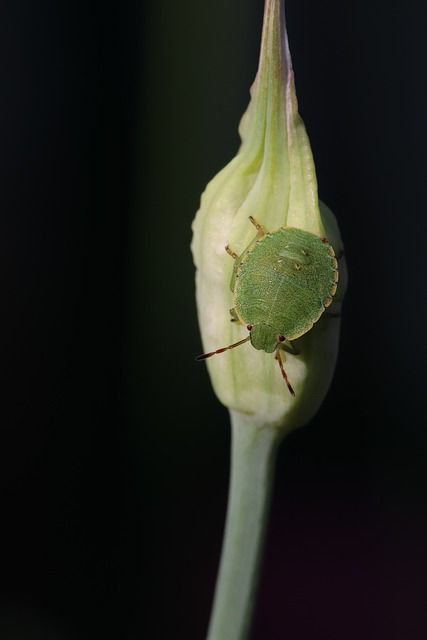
[191,0,347,436]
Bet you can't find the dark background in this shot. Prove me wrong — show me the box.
[1,0,427,638]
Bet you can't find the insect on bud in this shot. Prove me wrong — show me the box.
[191,0,347,437]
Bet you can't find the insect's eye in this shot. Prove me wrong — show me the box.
[278,334,286,342]
[247,324,254,332]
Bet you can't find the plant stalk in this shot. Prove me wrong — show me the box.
[206,413,281,640]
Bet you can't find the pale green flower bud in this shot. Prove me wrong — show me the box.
[191,0,347,437]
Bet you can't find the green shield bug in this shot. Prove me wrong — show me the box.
[196,216,339,396]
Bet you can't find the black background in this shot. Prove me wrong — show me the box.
[1,1,427,638]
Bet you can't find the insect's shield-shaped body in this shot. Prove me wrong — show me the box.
[191,0,348,436]
[233,226,339,344]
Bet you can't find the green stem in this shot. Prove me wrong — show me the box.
[206,413,281,640]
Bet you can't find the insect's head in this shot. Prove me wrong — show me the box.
[246,323,284,354]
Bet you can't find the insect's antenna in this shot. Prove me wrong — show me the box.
[196,336,251,361]
[275,348,296,396]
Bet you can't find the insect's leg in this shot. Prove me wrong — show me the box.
[225,245,239,260]
[314,309,342,332]
[275,349,295,396]
[229,308,241,323]
[248,215,266,237]
[280,339,301,356]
